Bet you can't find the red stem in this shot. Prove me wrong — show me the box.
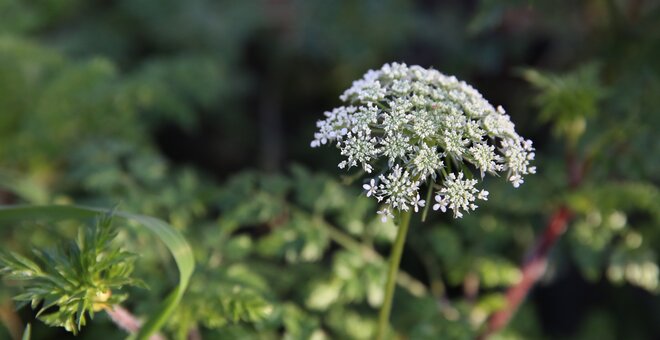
[105,306,166,340]
[481,149,584,338]
[482,207,572,338]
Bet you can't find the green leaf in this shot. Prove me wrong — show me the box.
[0,205,195,340]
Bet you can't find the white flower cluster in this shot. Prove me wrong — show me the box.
[312,62,536,221]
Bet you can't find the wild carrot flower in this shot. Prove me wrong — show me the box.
[312,62,535,220]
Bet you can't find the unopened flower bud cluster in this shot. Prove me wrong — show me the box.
[312,63,536,220]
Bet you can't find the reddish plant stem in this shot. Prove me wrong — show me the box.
[187,326,202,340]
[482,207,572,338]
[480,147,586,338]
[566,151,583,189]
[0,191,22,340]
[0,301,22,340]
[105,305,166,340]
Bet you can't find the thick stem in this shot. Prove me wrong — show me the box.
[376,210,412,340]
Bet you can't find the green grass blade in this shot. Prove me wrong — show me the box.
[0,205,195,340]
[21,323,31,340]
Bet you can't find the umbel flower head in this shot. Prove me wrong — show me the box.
[311,63,535,220]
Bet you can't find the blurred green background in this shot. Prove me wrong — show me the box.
[1,0,659,339]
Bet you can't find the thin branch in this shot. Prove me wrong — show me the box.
[276,205,428,297]
[316,216,428,297]
[187,326,202,340]
[481,207,572,338]
[479,138,586,338]
[105,305,167,340]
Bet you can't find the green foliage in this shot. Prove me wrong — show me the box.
[0,213,139,333]
[0,1,659,339]
[0,37,134,167]
[169,281,273,339]
[166,168,400,339]
[566,183,660,291]
[522,63,605,143]
[0,205,195,340]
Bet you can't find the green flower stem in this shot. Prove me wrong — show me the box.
[421,182,434,222]
[377,209,412,340]
[340,169,366,185]
[311,213,427,296]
